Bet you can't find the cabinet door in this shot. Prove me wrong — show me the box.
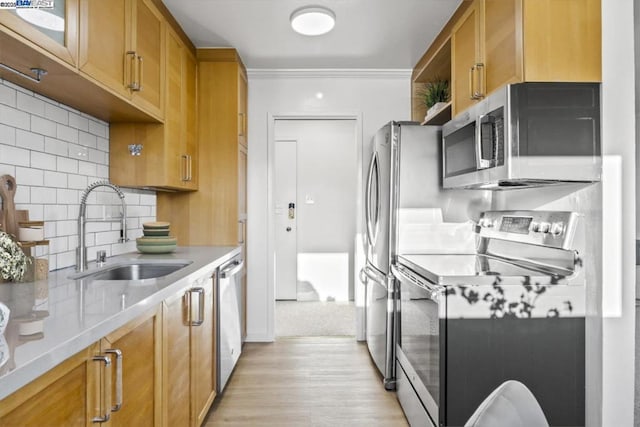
[238,69,248,148]
[78,0,131,99]
[0,343,100,427]
[452,0,481,116]
[164,27,184,187]
[102,307,162,427]
[131,0,164,118]
[183,49,198,190]
[483,0,521,95]
[0,0,79,66]
[191,276,216,426]
[162,291,191,427]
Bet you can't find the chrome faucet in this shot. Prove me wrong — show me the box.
[76,181,128,272]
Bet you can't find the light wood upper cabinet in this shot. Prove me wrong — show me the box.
[78,0,164,119]
[109,26,197,191]
[238,69,248,148]
[0,343,100,426]
[0,0,79,66]
[163,274,217,427]
[451,1,481,116]
[415,0,601,119]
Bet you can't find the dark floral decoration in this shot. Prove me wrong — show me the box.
[449,275,574,319]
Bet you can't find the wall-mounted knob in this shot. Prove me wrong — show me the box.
[286,227,292,232]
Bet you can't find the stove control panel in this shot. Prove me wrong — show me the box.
[477,210,581,250]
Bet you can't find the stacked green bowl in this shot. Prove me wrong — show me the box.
[137,222,177,253]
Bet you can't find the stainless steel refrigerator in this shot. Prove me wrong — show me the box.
[361,121,447,390]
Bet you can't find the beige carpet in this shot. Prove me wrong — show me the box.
[275,300,356,337]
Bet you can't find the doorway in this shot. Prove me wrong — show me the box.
[272,118,358,337]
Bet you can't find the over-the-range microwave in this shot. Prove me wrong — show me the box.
[442,82,601,189]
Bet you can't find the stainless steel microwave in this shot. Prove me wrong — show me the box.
[442,82,601,189]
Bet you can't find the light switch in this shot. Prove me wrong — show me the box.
[305,194,315,204]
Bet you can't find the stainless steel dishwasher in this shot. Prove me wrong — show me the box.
[216,254,245,392]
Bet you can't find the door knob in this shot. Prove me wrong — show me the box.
[286,227,292,232]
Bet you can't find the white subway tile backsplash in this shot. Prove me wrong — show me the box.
[68,112,89,132]
[67,174,88,190]
[0,145,30,166]
[0,164,16,176]
[15,166,44,186]
[14,187,30,204]
[56,124,79,144]
[31,151,57,170]
[0,104,30,130]
[88,148,106,165]
[44,137,69,156]
[96,164,109,178]
[68,144,89,161]
[44,204,67,221]
[31,187,57,204]
[88,119,108,138]
[95,230,121,246]
[78,161,97,177]
[0,84,16,107]
[16,129,44,151]
[55,188,80,206]
[31,116,57,138]
[0,78,156,270]
[43,170,67,188]
[0,123,16,145]
[78,131,97,149]
[44,103,68,125]
[56,251,76,270]
[57,156,78,173]
[56,220,76,237]
[97,137,108,152]
[17,92,45,117]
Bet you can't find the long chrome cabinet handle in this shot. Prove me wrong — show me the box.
[468,66,475,100]
[126,51,138,91]
[136,55,143,92]
[189,287,205,326]
[187,154,193,181]
[92,355,112,423]
[105,349,123,412]
[181,154,188,181]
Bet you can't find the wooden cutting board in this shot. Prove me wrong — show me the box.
[0,175,18,237]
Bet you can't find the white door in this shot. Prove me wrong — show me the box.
[275,140,297,300]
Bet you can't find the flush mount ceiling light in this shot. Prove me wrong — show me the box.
[290,6,335,36]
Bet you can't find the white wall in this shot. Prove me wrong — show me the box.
[0,79,155,270]
[274,119,358,302]
[601,0,636,425]
[246,70,411,341]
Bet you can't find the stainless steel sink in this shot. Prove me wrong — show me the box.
[71,260,192,281]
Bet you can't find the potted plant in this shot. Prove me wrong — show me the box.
[0,231,30,282]
[418,79,450,119]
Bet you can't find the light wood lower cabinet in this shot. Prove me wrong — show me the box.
[0,307,162,427]
[100,307,162,427]
[163,273,217,427]
[0,343,100,426]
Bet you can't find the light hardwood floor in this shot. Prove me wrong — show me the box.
[204,337,408,426]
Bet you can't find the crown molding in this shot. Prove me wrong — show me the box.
[247,68,412,79]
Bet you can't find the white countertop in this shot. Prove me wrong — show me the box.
[0,245,240,400]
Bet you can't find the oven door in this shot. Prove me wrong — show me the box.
[392,263,443,426]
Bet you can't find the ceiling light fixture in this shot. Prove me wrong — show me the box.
[290,6,335,36]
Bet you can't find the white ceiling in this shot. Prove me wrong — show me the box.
[161,0,462,69]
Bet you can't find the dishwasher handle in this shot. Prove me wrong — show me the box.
[220,260,244,278]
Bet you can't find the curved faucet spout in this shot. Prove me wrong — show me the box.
[76,181,128,272]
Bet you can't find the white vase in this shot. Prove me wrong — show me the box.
[0,302,9,335]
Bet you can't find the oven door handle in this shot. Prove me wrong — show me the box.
[391,264,442,301]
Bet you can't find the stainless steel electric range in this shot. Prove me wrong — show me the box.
[392,210,586,427]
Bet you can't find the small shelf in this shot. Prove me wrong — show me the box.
[19,240,49,248]
[420,101,452,126]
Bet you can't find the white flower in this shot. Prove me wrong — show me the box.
[0,231,30,281]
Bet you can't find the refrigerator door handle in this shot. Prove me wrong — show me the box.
[365,151,379,247]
